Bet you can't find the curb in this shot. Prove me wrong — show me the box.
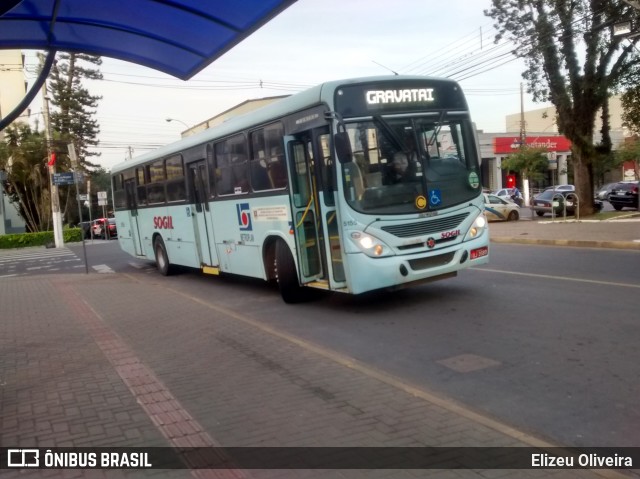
[490,236,640,250]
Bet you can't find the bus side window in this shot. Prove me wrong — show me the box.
[268,147,287,189]
[216,154,233,195]
[251,156,271,191]
[231,154,249,194]
[136,167,147,205]
[215,134,248,196]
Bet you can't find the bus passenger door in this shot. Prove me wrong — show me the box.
[188,161,217,267]
[285,135,323,283]
[124,178,144,256]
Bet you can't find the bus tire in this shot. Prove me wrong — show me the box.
[275,239,306,303]
[154,237,174,276]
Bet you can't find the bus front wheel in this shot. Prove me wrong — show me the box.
[154,237,174,276]
[275,240,306,303]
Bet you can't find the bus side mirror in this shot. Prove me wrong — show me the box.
[334,132,352,164]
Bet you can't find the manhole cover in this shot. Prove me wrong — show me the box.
[437,353,501,373]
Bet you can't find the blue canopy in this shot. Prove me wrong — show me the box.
[0,0,297,80]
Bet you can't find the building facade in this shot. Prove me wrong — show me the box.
[0,49,28,234]
[481,94,634,193]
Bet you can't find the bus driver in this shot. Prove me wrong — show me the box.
[386,151,416,184]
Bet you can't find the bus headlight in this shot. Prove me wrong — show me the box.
[349,231,392,257]
[465,214,487,240]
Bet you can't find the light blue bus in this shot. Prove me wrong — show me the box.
[111,76,489,302]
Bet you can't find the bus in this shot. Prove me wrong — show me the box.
[111,76,489,303]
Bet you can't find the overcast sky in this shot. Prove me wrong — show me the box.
[24,0,548,171]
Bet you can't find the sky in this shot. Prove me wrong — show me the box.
[21,0,550,171]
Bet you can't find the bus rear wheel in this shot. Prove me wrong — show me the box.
[275,239,307,303]
[154,237,174,276]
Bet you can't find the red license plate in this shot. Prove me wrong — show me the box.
[470,246,489,260]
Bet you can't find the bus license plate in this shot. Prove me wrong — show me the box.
[470,246,488,260]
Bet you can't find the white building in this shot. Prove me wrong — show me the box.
[479,95,631,193]
[0,49,28,234]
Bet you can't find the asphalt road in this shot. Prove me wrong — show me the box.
[3,239,639,450]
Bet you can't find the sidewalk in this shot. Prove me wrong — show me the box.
[1,272,636,479]
[489,214,640,250]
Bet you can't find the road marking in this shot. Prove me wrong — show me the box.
[0,249,77,263]
[472,267,640,289]
[92,264,115,274]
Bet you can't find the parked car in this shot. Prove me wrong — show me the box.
[543,184,575,192]
[495,188,524,205]
[92,218,117,239]
[483,193,520,221]
[494,188,519,202]
[595,182,618,201]
[608,181,639,211]
[532,189,577,217]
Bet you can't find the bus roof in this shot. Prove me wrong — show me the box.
[110,75,462,174]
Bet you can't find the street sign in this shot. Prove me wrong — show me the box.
[77,194,88,201]
[98,200,108,206]
[97,191,108,200]
[52,172,75,186]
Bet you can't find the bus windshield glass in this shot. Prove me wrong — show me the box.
[340,114,481,214]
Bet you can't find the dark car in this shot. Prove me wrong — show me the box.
[532,189,577,217]
[595,182,618,201]
[608,181,639,211]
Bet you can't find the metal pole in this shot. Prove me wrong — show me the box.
[68,143,89,274]
[42,85,64,248]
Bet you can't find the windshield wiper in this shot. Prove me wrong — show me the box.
[426,110,447,151]
[373,115,405,151]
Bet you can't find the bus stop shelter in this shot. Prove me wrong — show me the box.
[0,0,297,129]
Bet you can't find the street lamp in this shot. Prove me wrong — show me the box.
[165,118,190,129]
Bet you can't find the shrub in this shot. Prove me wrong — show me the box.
[0,228,83,249]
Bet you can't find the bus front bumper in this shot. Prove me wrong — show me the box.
[343,236,489,295]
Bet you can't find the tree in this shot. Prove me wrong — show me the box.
[614,136,640,181]
[48,52,103,169]
[485,1,640,214]
[47,52,103,226]
[0,55,103,233]
[621,85,640,144]
[0,124,50,232]
[501,146,549,185]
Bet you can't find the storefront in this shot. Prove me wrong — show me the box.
[487,134,572,192]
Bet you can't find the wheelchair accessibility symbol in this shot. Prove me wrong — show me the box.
[429,189,442,207]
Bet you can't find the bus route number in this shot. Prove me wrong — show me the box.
[154,216,174,229]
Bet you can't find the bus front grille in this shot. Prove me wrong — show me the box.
[408,252,456,270]
[381,213,469,238]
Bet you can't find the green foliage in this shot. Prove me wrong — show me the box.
[0,124,50,232]
[485,1,640,213]
[0,228,83,249]
[621,86,640,135]
[501,146,549,182]
[48,52,103,170]
[614,138,640,180]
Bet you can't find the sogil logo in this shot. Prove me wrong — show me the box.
[237,203,252,231]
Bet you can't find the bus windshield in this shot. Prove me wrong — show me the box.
[341,114,481,214]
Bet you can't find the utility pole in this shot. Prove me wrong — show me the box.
[42,82,64,248]
[519,82,531,207]
[519,83,526,147]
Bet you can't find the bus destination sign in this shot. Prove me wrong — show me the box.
[334,80,468,117]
